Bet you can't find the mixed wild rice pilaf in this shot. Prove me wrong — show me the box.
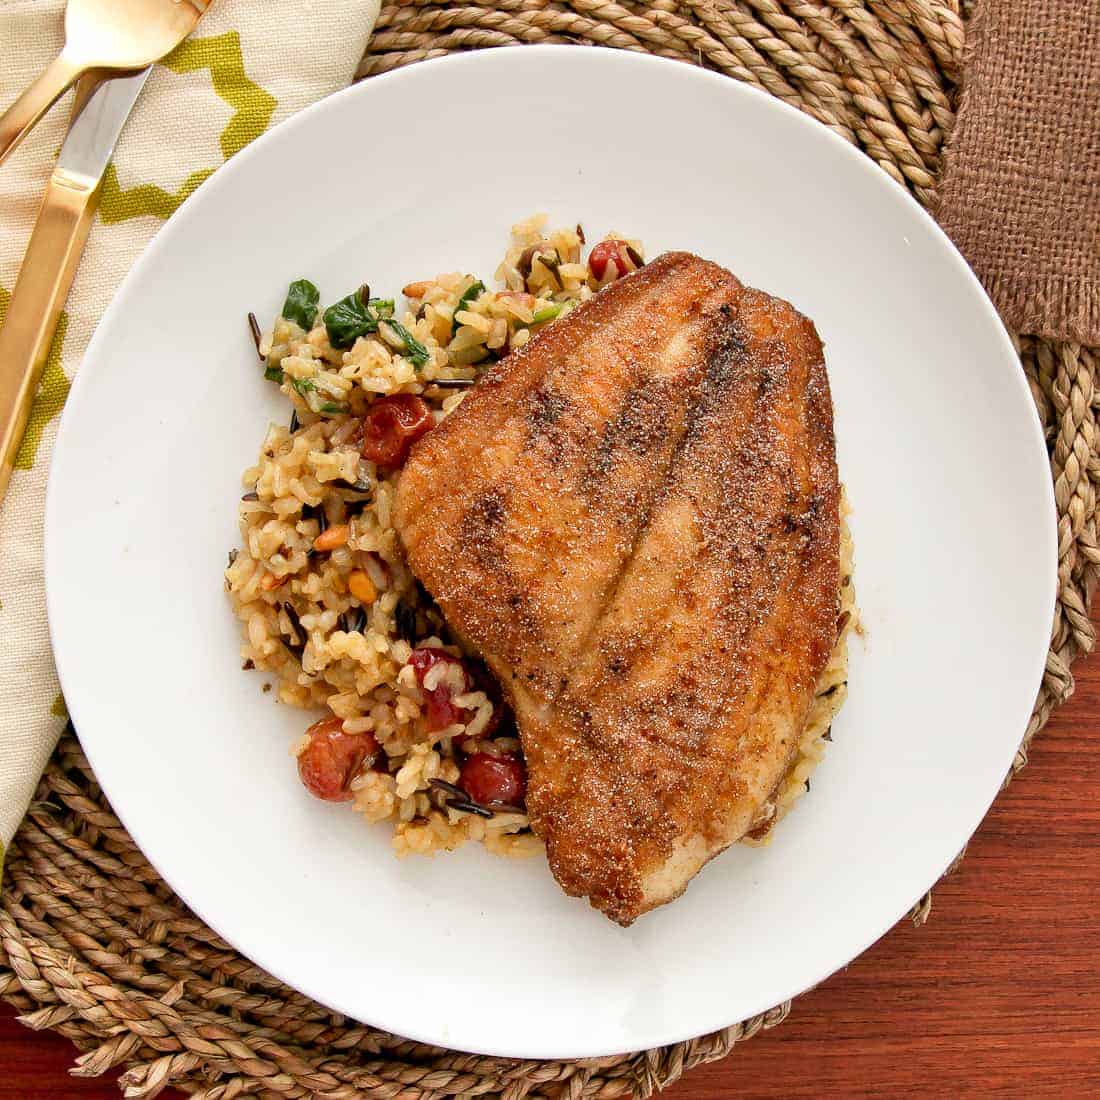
[225,215,854,859]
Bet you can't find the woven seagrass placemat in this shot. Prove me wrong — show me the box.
[3,4,1097,1097]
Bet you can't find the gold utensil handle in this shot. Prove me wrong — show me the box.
[0,169,99,504]
[0,54,84,167]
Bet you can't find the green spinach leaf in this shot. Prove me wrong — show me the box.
[531,302,564,324]
[451,278,486,335]
[381,320,430,367]
[323,287,396,349]
[281,279,319,330]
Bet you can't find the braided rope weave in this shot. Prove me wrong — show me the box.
[2,3,1096,1096]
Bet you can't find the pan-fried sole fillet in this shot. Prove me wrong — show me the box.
[394,252,839,924]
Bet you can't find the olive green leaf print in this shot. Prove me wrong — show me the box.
[167,32,278,158]
[99,31,278,224]
[99,163,215,223]
[0,287,71,470]
[50,693,68,720]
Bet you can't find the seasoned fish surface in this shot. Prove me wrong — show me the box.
[394,252,839,924]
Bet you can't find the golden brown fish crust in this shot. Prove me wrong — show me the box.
[394,252,839,924]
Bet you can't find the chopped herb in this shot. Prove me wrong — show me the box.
[247,312,263,359]
[319,402,348,415]
[281,279,320,329]
[530,302,564,324]
[380,320,430,366]
[451,279,486,334]
[264,364,284,383]
[323,288,395,349]
[289,377,316,397]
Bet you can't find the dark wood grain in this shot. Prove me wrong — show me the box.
[2,616,1098,1099]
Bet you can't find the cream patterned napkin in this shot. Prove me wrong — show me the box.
[0,0,379,867]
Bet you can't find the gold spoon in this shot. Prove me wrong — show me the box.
[0,0,209,167]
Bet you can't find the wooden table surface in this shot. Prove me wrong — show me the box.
[3,617,1098,1098]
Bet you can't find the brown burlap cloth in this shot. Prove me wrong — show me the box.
[935,0,1100,345]
[2,3,1098,1097]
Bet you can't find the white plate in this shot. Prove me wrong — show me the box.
[45,47,1056,1059]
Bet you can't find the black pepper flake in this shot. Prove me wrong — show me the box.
[823,727,833,742]
[242,659,255,671]
[241,491,259,502]
[290,410,300,434]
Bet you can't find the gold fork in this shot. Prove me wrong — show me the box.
[0,0,208,167]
